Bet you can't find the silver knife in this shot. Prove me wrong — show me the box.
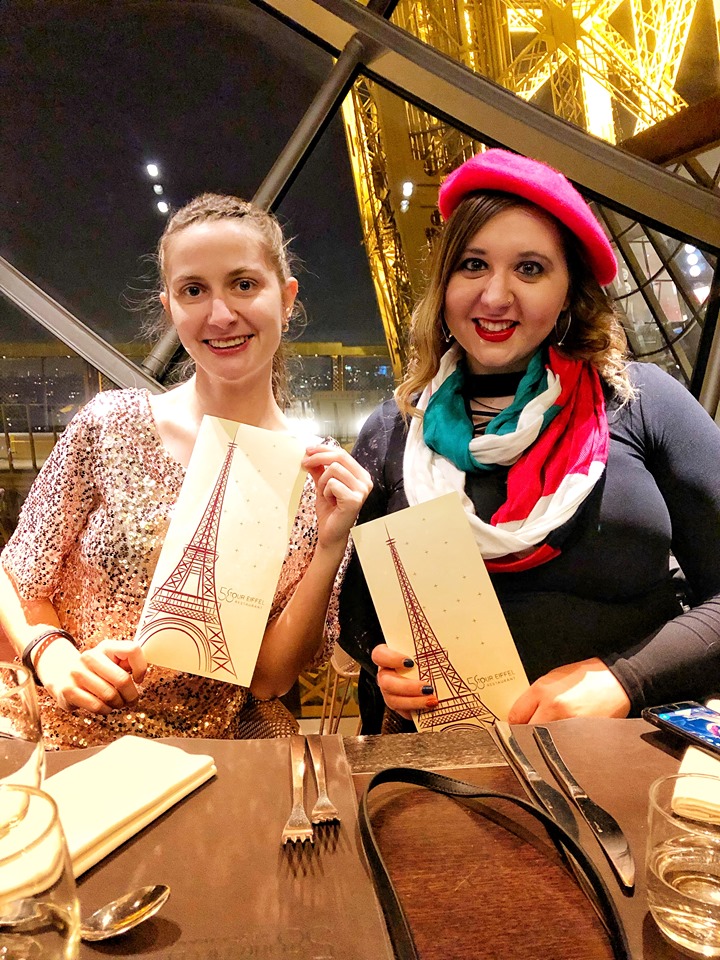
[533,725,635,890]
[494,721,579,841]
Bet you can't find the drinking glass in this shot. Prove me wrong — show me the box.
[0,662,45,787]
[0,784,80,958]
[647,772,720,957]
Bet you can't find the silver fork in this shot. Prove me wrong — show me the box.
[281,734,314,844]
[306,734,341,824]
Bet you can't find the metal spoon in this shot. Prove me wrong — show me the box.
[0,883,170,941]
[79,884,170,941]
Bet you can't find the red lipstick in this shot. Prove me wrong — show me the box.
[474,323,516,343]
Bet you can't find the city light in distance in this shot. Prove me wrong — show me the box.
[146,163,160,178]
[402,180,414,198]
[157,200,169,214]
[153,184,164,195]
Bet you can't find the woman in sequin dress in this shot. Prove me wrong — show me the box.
[0,194,372,748]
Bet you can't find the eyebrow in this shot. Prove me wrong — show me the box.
[172,267,256,285]
[462,246,555,264]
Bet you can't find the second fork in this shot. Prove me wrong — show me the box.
[281,734,314,844]
[306,734,341,825]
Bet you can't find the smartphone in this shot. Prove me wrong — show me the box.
[642,701,720,760]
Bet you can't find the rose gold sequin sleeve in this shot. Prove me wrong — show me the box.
[2,395,106,601]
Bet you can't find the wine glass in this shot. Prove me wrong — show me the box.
[0,662,45,787]
[0,784,80,958]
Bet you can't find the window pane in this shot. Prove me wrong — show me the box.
[0,2,349,360]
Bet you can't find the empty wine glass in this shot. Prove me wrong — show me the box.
[0,662,45,787]
[0,784,80,958]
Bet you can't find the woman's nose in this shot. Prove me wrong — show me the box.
[480,273,513,310]
[209,296,234,324]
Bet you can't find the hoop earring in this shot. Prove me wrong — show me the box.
[555,310,572,347]
[440,312,454,344]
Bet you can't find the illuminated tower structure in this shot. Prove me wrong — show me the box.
[385,530,495,730]
[138,442,237,679]
[341,0,705,379]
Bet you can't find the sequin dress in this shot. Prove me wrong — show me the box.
[2,389,341,749]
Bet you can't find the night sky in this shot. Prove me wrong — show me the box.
[0,1,384,350]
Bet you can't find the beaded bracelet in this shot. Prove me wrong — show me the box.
[21,629,77,687]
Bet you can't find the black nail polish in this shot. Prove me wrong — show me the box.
[421,685,434,695]
[403,657,415,668]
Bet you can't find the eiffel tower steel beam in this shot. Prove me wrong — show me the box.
[0,256,164,394]
[252,0,720,253]
[254,0,401,211]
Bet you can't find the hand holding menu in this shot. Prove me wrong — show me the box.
[351,493,528,729]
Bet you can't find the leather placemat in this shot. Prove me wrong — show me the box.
[47,736,394,960]
[358,719,685,960]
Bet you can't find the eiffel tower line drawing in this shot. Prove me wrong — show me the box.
[137,441,238,678]
[385,528,495,731]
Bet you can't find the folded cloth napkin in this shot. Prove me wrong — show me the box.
[673,699,720,824]
[44,735,216,877]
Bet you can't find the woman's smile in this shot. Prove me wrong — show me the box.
[473,319,518,342]
[205,334,254,351]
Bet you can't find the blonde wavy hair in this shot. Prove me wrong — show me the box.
[396,192,633,417]
[156,193,300,407]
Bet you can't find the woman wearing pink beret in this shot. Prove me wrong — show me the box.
[339,148,720,731]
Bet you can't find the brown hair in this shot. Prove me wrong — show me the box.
[157,193,299,407]
[396,192,633,417]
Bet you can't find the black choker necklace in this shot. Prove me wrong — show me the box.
[462,369,525,398]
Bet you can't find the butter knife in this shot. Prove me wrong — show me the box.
[494,721,579,841]
[533,725,635,890]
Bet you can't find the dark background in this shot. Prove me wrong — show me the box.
[0,1,384,349]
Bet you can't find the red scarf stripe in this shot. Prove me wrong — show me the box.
[492,352,608,526]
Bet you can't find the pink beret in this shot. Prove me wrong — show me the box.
[438,149,617,286]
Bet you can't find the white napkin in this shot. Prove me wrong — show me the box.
[673,699,720,823]
[44,735,216,877]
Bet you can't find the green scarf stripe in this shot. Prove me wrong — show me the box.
[423,368,476,472]
[423,350,562,473]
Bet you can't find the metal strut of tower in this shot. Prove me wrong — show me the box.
[138,442,237,678]
[385,530,496,730]
[341,79,414,380]
[339,0,705,389]
[395,0,695,140]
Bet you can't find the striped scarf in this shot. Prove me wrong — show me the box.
[403,344,609,572]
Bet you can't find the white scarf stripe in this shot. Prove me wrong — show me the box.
[468,371,562,466]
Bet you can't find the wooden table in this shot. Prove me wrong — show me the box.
[45,718,687,960]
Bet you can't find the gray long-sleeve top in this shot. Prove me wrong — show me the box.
[339,362,720,720]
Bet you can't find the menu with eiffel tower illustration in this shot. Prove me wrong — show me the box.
[352,493,529,729]
[136,415,306,686]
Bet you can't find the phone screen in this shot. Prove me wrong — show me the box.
[655,704,720,752]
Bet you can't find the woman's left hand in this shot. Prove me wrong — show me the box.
[302,445,372,551]
[507,657,631,724]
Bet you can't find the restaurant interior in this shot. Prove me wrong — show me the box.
[2,1,720,958]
